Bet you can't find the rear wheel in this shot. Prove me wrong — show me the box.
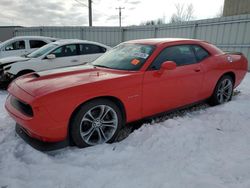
[209,75,234,106]
[70,99,123,148]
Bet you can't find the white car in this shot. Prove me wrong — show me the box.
[0,39,110,87]
[0,36,56,58]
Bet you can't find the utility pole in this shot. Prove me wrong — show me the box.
[74,0,92,26]
[116,7,125,27]
[88,0,92,26]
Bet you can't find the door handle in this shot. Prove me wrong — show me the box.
[71,59,78,62]
[194,68,201,72]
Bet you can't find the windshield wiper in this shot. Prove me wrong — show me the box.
[23,53,31,58]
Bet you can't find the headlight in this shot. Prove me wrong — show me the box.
[0,71,15,81]
[0,70,14,82]
[2,66,12,77]
[4,66,11,71]
[5,72,15,79]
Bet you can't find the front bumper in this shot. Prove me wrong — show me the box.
[5,86,69,142]
[16,124,69,151]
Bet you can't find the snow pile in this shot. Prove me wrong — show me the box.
[0,74,250,188]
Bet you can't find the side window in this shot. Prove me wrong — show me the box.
[193,45,210,62]
[29,40,47,49]
[80,44,106,55]
[51,44,78,58]
[5,40,25,51]
[150,45,197,70]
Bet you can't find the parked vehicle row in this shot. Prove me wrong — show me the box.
[0,38,110,88]
[0,36,57,58]
[4,38,248,149]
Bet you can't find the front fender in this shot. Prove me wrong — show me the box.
[38,75,143,125]
[8,60,36,75]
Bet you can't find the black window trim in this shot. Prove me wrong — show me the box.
[147,44,211,71]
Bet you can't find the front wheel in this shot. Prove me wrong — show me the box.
[209,75,234,106]
[70,99,123,148]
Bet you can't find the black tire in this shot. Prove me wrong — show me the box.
[208,75,234,106]
[70,99,124,148]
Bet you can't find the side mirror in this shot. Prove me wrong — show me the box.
[160,61,177,71]
[46,54,56,59]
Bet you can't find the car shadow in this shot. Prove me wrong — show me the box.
[116,89,241,142]
[16,90,241,152]
[115,102,209,142]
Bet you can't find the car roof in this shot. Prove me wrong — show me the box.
[12,36,57,40]
[52,39,110,48]
[125,38,204,46]
[0,36,57,47]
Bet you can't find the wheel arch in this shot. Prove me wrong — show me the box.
[68,96,127,144]
[220,71,236,85]
[16,69,35,77]
[212,71,236,94]
[209,71,235,106]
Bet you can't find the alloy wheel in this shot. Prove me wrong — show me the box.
[216,78,233,103]
[80,105,118,145]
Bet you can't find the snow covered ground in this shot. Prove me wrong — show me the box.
[0,74,250,188]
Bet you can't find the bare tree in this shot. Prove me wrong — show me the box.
[170,3,194,23]
[214,6,224,18]
[141,18,164,26]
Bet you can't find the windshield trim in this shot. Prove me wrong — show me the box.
[92,43,156,71]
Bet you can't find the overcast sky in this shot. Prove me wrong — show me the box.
[0,0,224,27]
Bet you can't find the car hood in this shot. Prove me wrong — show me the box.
[14,65,131,97]
[0,56,30,66]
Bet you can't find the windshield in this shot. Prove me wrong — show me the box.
[0,39,12,48]
[27,43,58,58]
[92,43,155,71]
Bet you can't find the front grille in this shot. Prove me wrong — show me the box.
[10,96,33,117]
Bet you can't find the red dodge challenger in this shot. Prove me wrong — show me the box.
[5,38,248,148]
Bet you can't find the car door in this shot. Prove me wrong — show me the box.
[1,39,27,58]
[142,44,204,117]
[40,44,80,71]
[79,43,107,63]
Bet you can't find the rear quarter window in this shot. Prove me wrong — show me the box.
[193,45,210,62]
[80,44,107,55]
